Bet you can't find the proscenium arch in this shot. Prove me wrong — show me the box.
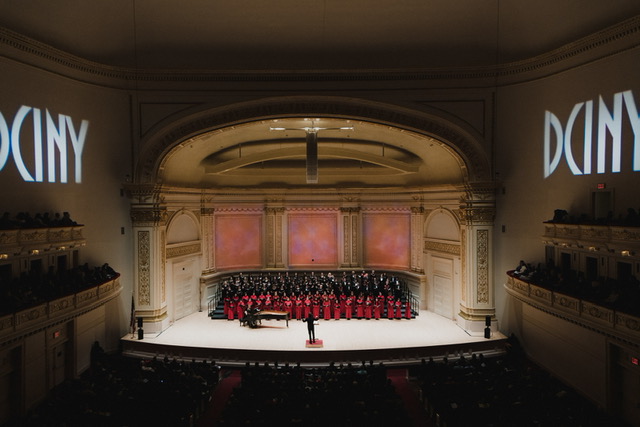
[134,96,491,186]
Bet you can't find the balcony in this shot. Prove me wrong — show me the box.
[505,273,640,346]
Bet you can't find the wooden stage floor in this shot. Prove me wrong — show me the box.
[121,310,507,366]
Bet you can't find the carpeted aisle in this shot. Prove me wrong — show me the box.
[387,368,434,427]
[198,367,433,426]
[197,369,241,426]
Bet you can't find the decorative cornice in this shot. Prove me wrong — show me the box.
[424,240,460,256]
[340,207,361,213]
[2,15,639,86]
[166,243,201,259]
[264,207,286,214]
[130,207,168,226]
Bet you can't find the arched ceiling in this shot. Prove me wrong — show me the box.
[159,117,464,189]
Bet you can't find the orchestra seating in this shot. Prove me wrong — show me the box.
[13,340,626,427]
[411,336,625,427]
[14,348,221,427]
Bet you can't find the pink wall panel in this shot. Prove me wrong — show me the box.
[288,213,338,267]
[215,214,262,270]
[363,213,410,269]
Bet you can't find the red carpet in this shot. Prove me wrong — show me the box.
[196,369,241,426]
[387,368,434,427]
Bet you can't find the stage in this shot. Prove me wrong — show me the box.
[121,310,507,366]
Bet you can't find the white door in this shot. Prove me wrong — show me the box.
[173,259,197,321]
[431,256,454,319]
[433,274,453,319]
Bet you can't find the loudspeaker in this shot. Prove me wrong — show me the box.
[137,328,144,340]
[306,132,318,184]
[484,327,491,339]
[137,317,143,328]
[485,315,491,327]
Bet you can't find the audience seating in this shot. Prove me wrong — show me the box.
[410,336,624,427]
[16,348,220,427]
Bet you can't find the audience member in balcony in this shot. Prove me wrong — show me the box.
[513,260,528,276]
[0,212,16,229]
[60,211,77,226]
[623,207,639,226]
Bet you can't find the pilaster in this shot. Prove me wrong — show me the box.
[127,184,169,337]
[265,206,285,268]
[411,206,425,273]
[340,207,360,268]
[200,207,215,274]
[457,182,497,336]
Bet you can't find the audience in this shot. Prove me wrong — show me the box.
[547,206,640,226]
[411,337,624,427]
[19,343,625,427]
[18,348,220,427]
[509,260,640,317]
[218,361,409,426]
[0,262,119,316]
[0,211,80,229]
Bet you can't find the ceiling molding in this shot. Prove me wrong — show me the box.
[1,15,639,88]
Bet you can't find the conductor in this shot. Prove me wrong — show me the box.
[303,312,317,343]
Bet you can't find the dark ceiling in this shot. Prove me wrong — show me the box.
[1,0,639,71]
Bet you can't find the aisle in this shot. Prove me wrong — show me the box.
[197,369,241,426]
[387,368,434,427]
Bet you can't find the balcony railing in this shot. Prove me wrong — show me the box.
[0,225,86,257]
[505,273,640,346]
[0,275,121,344]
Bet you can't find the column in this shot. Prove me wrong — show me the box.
[264,207,285,268]
[200,207,215,275]
[128,185,169,337]
[457,183,496,336]
[410,206,425,273]
[340,207,360,268]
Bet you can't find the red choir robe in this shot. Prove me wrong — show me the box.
[395,300,403,318]
[356,298,364,318]
[345,298,353,319]
[295,299,303,320]
[323,300,331,320]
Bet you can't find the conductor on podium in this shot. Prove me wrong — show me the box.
[304,312,317,343]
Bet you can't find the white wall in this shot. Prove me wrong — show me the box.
[493,46,640,407]
[0,57,134,348]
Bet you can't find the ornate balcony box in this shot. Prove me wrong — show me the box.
[614,312,640,341]
[505,274,530,296]
[0,314,14,338]
[15,304,47,330]
[76,287,98,307]
[49,295,75,317]
[581,301,614,327]
[552,293,580,315]
[98,277,119,299]
[0,225,86,258]
[530,284,553,304]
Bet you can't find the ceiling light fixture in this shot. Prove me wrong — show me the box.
[270,120,354,184]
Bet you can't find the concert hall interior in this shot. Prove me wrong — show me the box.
[0,1,639,426]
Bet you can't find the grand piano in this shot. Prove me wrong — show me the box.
[241,309,290,328]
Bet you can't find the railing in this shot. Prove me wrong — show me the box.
[505,273,640,345]
[0,275,122,344]
[0,225,86,256]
